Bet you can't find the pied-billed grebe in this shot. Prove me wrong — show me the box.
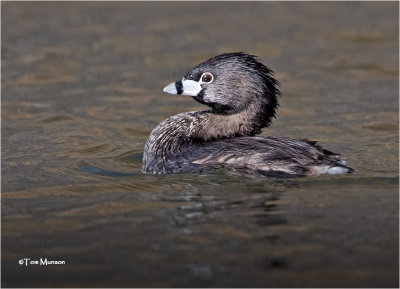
[142,52,353,177]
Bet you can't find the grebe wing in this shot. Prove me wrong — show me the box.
[186,136,351,177]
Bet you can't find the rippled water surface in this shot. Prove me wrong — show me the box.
[2,2,399,287]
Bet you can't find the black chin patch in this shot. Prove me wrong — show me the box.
[192,90,205,104]
[211,103,236,113]
[192,90,235,113]
[175,80,183,95]
[196,89,205,99]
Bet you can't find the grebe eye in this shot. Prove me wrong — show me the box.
[201,72,214,83]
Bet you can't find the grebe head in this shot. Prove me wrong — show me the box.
[163,52,281,127]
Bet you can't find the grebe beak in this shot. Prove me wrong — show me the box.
[163,78,202,96]
[163,81,179,94]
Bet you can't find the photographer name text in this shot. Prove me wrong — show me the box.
[19,258,65,266]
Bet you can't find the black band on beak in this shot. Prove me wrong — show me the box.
[175,80,183,95]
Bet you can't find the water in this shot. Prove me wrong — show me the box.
[2,2,398,287]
